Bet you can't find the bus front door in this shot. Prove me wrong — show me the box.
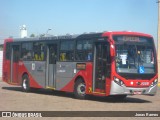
[46,44,57,89]
[11,45,20,83]
[93,42,111,93]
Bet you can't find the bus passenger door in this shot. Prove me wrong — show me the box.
[46,44,57,88]
[93,42,111,93]
[11,45,20,83]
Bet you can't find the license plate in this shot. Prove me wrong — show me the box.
[133,91,142,95]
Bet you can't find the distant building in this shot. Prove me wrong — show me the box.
[20,25,27,38]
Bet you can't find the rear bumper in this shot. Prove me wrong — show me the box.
[110,81,157,95]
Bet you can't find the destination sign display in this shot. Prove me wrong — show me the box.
[122,36,140,42]
[113,36,153,44]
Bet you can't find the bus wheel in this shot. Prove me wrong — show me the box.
[22,74,30,92]
[74,79,86,99]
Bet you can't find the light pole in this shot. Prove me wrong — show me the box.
[46,28,52,36]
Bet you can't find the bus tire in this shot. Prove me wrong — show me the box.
[22,74,30,92]
[74,79,86,99]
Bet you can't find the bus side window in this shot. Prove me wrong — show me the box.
[106,44,111,77]
[49,46,57,64]
[76,39,93,61]
[6,43,11,60]
[59,40,74,61]
[60,53,66,61]
[33,42,45,61]
[13,46,20,62]
[21,42,33,61]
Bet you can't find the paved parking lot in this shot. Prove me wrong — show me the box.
[0,80,160,120]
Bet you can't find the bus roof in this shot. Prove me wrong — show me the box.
[102,31,153,38]
[4,31,153,43]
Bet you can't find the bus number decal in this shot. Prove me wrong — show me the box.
[32,63,35,70]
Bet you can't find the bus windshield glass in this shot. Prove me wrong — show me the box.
[113,35,156,75]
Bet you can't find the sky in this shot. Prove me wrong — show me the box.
[0,0,158,46]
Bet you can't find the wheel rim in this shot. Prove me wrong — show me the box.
[23,79,27,90]
[77,83,86,96]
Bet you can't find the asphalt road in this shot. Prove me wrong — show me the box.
[0,81,160,120]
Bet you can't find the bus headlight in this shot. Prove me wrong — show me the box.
[114,77,124,86]
[151,79,158,87]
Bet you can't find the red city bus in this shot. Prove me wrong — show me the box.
[2,31,158,99]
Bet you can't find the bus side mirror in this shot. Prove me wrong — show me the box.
[110,45,115,57]
[111,51,115,57]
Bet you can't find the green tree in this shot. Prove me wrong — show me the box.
[30,34,35,37]
[39,34,45,37]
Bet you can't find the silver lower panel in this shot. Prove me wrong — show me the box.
[110,81,157,95]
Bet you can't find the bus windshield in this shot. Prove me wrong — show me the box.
[113,36,156,77]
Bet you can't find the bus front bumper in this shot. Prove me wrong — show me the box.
[110,81,157,95]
